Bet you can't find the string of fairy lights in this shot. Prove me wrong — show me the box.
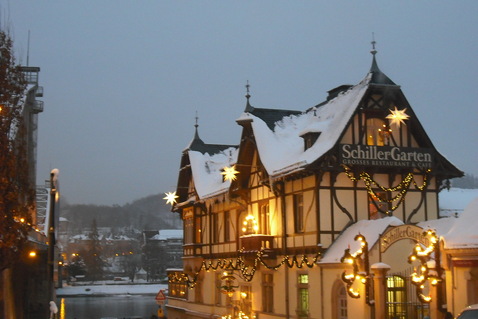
[340,229,442,305]
[340,234,372,304]
[342,165,431,214]
[168,248,321,288]
[408,229,441,303]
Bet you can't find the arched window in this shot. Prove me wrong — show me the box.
[332,280,347,319]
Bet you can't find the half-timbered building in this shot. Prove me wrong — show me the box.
[166,49,463,319]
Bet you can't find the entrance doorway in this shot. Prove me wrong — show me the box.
[386,269,429,319]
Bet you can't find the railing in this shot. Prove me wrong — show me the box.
[20,66,40,84]
[239,234,275,256]
[32,100,44,113]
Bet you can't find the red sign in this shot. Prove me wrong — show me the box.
[155,290,166,302]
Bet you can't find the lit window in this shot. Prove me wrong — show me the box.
[259,202,270,235]
[297,274,309,317]
[195,215,202,244]
[366,118,390,146]
[387,276,407,318]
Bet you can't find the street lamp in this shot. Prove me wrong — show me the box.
[47,169,59,302]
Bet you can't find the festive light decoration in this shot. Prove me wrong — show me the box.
[386,107,410,127]
[219,271,239,297]
[342,165,431,214]
[242,214,259,234]
[168,248,321,288]
[222,165,239,182]
[163,191,179,205]
[340,234,372,304]
[221,311,251,319]
[408,229,441,303]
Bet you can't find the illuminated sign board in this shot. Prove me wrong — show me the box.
[380,225,430,253]
[340,144,434,169]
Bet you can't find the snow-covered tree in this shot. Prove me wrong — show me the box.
[0,29,33,272]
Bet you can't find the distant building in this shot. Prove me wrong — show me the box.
[142,229,183,281]
[166,48,473,319]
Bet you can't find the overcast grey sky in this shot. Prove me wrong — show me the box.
[4,1,477,206]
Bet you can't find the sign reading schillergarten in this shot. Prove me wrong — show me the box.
[340,144,433,169]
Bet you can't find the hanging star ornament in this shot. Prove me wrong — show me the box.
[221,165,239,182]
[163,191,179,205]
[386,107,410,127]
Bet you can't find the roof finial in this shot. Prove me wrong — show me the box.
[244,80,254,113]
[371,32,377,57]
[195,111,199,130]
[245,80,251,100]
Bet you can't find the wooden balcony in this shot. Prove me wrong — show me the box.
[239,234,275,258]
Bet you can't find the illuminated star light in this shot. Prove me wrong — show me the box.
[221,165,239,182]
[163,191,179,205]
[386,107,410,127]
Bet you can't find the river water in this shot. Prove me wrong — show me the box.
[57,295,160,319]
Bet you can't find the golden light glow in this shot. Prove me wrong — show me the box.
[408,229,440,303]
[29,251,37,258]
[163,191,179,205]
[221,165,239,182]
[386,107,410,127]
[242,214,259,234]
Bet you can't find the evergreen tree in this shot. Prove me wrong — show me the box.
[0,30,32,272]
[83,219,104,281]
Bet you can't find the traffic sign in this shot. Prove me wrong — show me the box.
[155,289,166,305]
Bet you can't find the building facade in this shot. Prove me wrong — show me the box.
[166,51,465,319]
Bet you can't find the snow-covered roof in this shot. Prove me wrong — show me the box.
[151,229,183,241]
[442,197,478,249]
[241,75,370,177]
[319,216,403,264]
[439,188,478,217]
[416,217,457,237]
[188,146,238,198]
[186,75,370,200]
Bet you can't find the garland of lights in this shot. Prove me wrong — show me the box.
[168,248,321,288]
[342,165,431,213]
[408,229,441,303]
[340,234,372,305]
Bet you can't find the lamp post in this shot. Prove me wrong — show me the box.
[47,169,59,303]
[340,234,372,305]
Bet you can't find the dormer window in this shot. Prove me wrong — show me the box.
[301,132,321,150]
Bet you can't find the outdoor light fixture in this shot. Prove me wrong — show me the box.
[340,234,371,304]
[221,165,239,182]
[386,106,410,127]
[163,191,179,205]
[242,214,259,235]
[219,271,239,297]
[408,229,441,303]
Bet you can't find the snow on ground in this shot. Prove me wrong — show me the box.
[57,283,167,296]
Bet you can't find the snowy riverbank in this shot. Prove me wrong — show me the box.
[56,283,167,297]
